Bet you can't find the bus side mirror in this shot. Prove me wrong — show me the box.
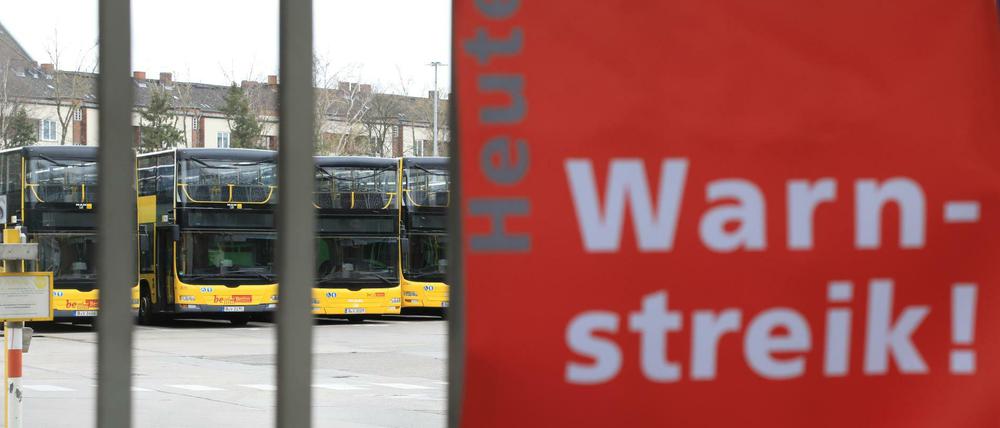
[171,225,181,242]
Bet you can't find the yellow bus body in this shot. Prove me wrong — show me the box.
[401,278,448,309]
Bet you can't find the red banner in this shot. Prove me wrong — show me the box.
[455,1,1000,426]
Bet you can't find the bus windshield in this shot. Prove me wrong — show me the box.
[36,233,97,283]
[315,166,397,209]
[405,233,447,282]
[178,158,277,203]
[316,237,398,287]
[404,166,448,207]
[26,157,98,204]
[176,231,276,280]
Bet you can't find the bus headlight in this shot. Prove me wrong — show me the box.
[404,291,418,297]
[270,295,279,301]
[391,298,401,304]
[180,295,196,301]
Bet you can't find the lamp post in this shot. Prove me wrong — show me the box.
[428,61,447,157]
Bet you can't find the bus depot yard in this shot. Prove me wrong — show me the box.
[0,146,451,427]
[1,316,447,427]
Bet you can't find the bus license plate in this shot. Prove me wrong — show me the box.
[223,306,245,312]
[75,311,98,317]
[441,302,449,308]
[345,308,365,314]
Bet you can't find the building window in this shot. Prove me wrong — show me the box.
[40,120,57,141]
[217,131,230,148]
[73,109,83,121]
[192,117,199,130]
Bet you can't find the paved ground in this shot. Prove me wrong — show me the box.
[1,316,447,428]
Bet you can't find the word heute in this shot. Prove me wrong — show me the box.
[561,158,981,384]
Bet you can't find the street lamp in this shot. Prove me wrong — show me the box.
[428,61,448,157]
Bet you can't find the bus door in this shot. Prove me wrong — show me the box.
[156,224,177,307]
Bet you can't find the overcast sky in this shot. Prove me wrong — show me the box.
[0,0,451,96]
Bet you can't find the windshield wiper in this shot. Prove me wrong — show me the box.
[319,272,395,284]
[362,272,395,284]
[181,273,275,282]
[407,272,445,280]
[178,274,223,281]
[226,271,276,282]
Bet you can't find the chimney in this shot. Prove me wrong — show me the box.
[267,75,278,86]
[40,63,55,74]
[159,72,172,84]
[133,71,146,80]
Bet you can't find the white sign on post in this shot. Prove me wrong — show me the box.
[0,273,53,322]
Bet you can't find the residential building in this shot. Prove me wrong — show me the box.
[0,21,449,156]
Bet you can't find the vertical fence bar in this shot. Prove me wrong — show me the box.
[276,0,315,427]
[446,52,463,427]
[447,4,464,424]
[96,0,135,427]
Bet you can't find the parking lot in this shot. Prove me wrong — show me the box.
[1,316,447,428]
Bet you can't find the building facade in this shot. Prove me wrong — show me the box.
[0,21,449,157]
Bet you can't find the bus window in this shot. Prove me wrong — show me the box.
[138,157,156,196]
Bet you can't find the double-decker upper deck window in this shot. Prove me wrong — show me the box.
[27,156,98,204]
[315,166,397,209]
[405,165,449,207]
[178,156,276,204]
[40,120,57,141]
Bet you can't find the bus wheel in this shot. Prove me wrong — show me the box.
[138,288,157,326]
[346,315,364,324]
[229,315,251,326]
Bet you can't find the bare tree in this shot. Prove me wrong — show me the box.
[0,58,26,147]
[172,70,201,147]
[360,88,402,157]
[46,35,97,145]
[313,58,372,155]
[220,64,275,148]
[396,67,450,157]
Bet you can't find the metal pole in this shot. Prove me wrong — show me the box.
[429,61,446,157]
[445,52,462,427]
[4,228,26,428]
[4,322,22,428]
[97,0,135,427]
[276,0,315,427]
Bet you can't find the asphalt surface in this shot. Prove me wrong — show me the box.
[1,316,447,428]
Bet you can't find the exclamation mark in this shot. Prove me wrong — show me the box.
[950,283,978,375]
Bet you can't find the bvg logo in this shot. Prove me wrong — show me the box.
[53,291,64,297]
[326,292,337,298]
[424,285,434,292]
[200,287,213,293]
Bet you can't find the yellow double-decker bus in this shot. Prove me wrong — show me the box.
[312,157,401,321]
[134,148,278,325]
[0,146,99,321]
[400,157,449,313]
